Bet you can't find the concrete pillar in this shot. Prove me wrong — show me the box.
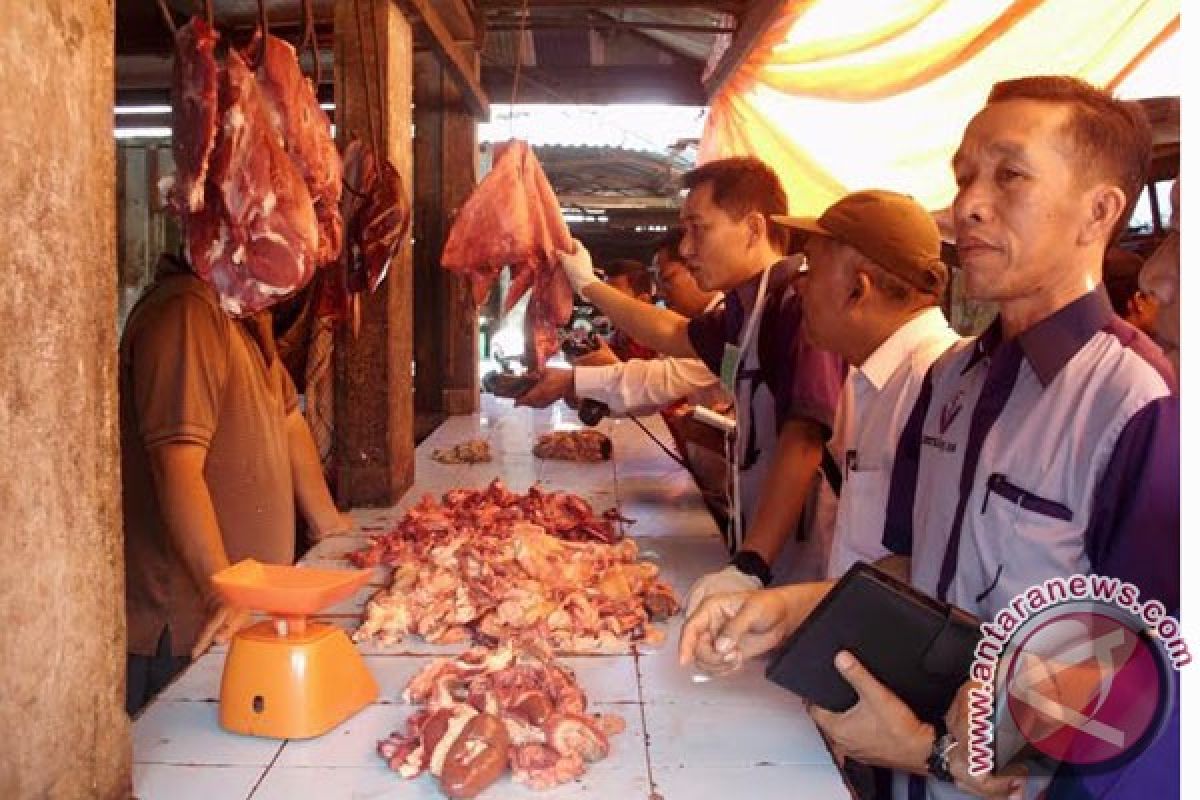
[333,0,415,505]
[414,45,481,417]
[0,1,130,798]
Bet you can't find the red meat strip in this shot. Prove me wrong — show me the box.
[169,18,219,215]
[251,31,343,266]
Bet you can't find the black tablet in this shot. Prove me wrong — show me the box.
[765,561,981,722]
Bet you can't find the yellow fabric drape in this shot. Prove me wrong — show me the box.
[700,0,1179,215]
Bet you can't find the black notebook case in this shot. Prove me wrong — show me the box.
[765,561,981,722]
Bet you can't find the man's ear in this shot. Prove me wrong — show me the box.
[745,211,767,249]
[1079,184,1126,247]
[849,270,870,303]
[1132,289,1156,316]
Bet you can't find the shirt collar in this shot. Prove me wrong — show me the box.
[857,307,953,391]
[965,288,1115,387]
[730,255,802,307]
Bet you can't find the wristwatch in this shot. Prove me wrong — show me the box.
[730,550,773,586]
[926,718,958,782]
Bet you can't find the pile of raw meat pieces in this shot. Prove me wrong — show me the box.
[168,17,341,314]
[441,140,575,367]
[378,642,626,797]
[350,480,679,652]
[532,430,613,462]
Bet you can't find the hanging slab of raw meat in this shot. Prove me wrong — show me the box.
[251,31,344,266]
[169,18,219,215]
[313,140,411,327]
[441,140,573,367]
[343,140,410,294]
[187,48,319,315]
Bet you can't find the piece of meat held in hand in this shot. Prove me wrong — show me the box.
[441,140,573,368]
[251,31,343,265]
[194,49,319,315]
[169,17,219,214]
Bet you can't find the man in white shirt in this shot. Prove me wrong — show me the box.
[775,190,961,578]
[516,230,728,415]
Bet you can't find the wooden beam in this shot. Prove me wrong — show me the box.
[403,0,489,118]
[333,0,415,506]
[585,10,725,63]
[413,45,481,417]
[479,1,742,10]
[482,64,704,104]
[428,0,476,40]
[490,19,734,33]
[702,0,785,99]
[557,194,680,209]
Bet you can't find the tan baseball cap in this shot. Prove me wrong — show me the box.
[774,189,947,296]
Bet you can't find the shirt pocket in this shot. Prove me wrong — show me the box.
[980,473,1073,521]
[831,464,892,575]
[976,473,1080,607]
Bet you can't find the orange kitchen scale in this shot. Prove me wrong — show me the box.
[211,559,379,739]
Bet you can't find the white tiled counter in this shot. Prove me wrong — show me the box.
[132,398,850,799]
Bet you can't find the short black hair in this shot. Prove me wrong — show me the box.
[987,76,1152,240]
[604,259,655,298]
[654,228,685,264]
[683,157,789,251]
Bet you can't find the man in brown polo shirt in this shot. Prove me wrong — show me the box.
[121,253,351,714]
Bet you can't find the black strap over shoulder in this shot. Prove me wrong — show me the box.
[822,445,843,497]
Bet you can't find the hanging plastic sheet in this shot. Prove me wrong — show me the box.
[700,0,1179,215]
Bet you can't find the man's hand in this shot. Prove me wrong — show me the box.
[311,510,357,542]
[678,588,792,677]
[570,339,619,367]
[192,602,251,660]
[514,368,576,409]
[945,682,1028,798]
[558,239,600,294]
[809,651,934,772]
[684,565,763,618]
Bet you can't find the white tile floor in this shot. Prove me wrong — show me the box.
[133,400,849,799]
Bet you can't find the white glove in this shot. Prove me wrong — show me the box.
[558,238,600,294]
[684,565,764,618]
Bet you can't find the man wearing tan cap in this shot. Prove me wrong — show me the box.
[774,189,960,578]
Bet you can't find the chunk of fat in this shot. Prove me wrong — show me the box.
[205,225,229,265]
[396,744,425,778]
[224,105,246,132]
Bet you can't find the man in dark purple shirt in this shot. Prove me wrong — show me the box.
[556,157,845,609]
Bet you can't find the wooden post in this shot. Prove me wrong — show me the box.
[413,43,480,416]
[0,1,129,797]
[333,0,415,505]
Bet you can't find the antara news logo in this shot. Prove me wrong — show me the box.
[967,574,1187,777]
